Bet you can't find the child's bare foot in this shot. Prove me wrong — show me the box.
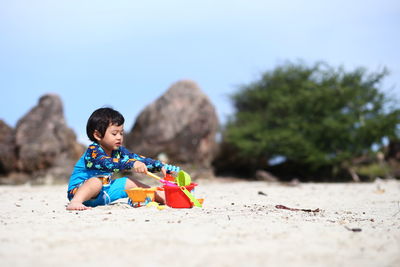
[66,201,91,211]
[155,193,166,205]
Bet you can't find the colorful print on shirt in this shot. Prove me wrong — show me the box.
[84,143,164,173]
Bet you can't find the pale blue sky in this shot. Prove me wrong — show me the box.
[1,0,399,144]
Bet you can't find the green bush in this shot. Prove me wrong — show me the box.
[221,61,400,179]
[355,163,391,181]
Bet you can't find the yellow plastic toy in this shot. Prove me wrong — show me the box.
[146,201,159,208]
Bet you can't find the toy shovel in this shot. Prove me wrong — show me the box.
[176,170,192,186]
[176,170,202,207]
[179,186,202,207]
[146,172,177,187]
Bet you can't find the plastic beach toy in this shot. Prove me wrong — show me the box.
[145,170,203,208]
[163,183,199,208]
[146,172,177,187]
[158,170,200,208]
[176,170,201,207]
[125,187,158,207]
[176,170,191,186]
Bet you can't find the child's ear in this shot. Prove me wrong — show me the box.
[93,130,103,141]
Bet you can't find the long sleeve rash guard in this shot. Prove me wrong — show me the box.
[84,143,164,173]
[67,143,165,191]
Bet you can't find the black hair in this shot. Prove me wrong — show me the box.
[86,107,125,142]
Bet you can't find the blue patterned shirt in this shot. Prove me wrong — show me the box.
[67,143,164,191]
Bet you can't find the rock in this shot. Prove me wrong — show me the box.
[0,172,30,185]
[126,80,219,177]
[13,94,84,183]
[0,120,16,174]
[255,170,279,182]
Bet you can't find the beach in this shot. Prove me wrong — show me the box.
[1,178,399,267]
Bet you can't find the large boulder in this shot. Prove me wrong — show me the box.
[11,94,84,183]
[126,80,219,177]
[0,120,16,174]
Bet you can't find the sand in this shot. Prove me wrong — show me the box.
[0,178,399,267]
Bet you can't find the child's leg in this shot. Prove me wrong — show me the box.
[66,178,103,210]
[126,176,165,204]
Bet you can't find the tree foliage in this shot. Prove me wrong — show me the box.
[223,61,400,178]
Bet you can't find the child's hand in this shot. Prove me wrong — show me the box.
[133,161,148,174]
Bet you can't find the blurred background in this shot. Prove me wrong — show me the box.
[0,0,399,183]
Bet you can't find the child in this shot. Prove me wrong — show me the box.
[66,107,179,211]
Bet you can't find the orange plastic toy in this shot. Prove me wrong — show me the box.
[125,187,158,207]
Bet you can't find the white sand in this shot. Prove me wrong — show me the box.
[0,178,399,267]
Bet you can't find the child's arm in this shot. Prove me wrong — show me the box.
[119,146,180,173]
[84,145,136,172]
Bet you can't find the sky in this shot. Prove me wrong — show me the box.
[1,0,399,144]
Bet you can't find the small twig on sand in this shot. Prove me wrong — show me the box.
[345,226,362,232]
[275,204,320,213]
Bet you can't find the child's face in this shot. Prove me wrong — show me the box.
[95,123,124,153]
